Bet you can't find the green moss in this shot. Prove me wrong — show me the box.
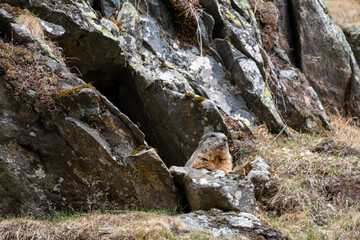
[184,93,195,98]
[194,96,205,102]
[58,84,92,98]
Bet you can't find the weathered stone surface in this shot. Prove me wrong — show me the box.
[289,0,360,117]
[170,167,258,212]
[343,26,360,67]
[0,73,180,216]
[215,39,287,133]
[276,69,332,132]
[101,0,120,17]
[271,0,296,63]
[247,156,273,200]
[0,13,180,216]
[2,0,357,221]
[178,208,288,239]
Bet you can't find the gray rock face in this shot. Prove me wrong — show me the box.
[1,0,359,222]
[178,208,287,239]
[170,167,258,212]
[289,0,360,117]
[215,39,286,133]
[0,74,180,216]
[276,69,332,132]
[0,10,180,216]
[343,26,360,67]
[247,156,273,200]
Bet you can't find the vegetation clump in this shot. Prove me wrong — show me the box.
[15,11,45,40]
[0,40,61,111]
[248,0,289,51]
[167,0,203,54]
[254,114,360,239]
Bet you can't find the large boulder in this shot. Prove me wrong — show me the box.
[178,208,287,239]
[170,167,258,212]
[289,0,360,117]
[0,8,180,216]
[215,39,287,134]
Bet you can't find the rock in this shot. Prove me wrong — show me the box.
[0,16,180,216]
[2,0,358,220]
[343,26,360,67]
[98,227,113,234]
[32,1,124,76]
[276,69,332,132]
[289,0,360,117]
[247,156,273,200]
[191,55,256,131]
[271,0,296,63]
[38,18,65,36]
[170,166,258,212]
[100,0,120,17]
[215,39,287,134]
[178,208,287,239]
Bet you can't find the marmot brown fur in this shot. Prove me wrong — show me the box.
[184,132,233,173]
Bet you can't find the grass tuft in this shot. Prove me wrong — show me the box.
[15,12,45,40]
[254,114,360,239]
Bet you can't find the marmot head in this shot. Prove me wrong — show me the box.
[199,132,229,151]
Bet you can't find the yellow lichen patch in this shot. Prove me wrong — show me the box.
[58,84,93,98]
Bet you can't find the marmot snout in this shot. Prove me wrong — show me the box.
[184,132,233,173]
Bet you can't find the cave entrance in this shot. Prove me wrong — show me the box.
[85,68,180,168]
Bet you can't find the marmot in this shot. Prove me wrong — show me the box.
[185,132,233,173]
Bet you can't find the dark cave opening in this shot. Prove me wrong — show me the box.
[90,0,103,16]
[287,0,302,69]
[87,69,181,168]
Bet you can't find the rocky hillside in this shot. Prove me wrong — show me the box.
[0,0,359,239]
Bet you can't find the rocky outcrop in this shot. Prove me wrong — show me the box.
[1,0,359,221]
[289,0,360,117]
[178,208,287,239]
[170,167,258,212]
[0,7,180,216]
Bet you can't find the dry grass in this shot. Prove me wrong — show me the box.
[15,12,45,40]
[254,114,360,239]
[326,114,360,149]
[168,0,203,55]
[328,0,360,26]
[0,211,214,239]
